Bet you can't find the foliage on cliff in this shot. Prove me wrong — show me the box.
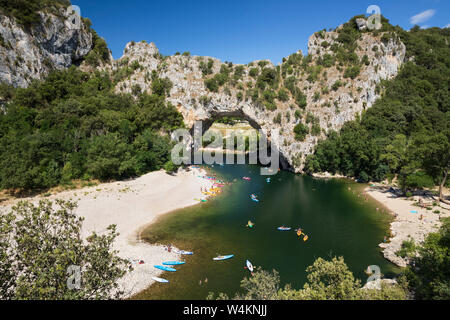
[305,27,449,197]
[0,0,70,26]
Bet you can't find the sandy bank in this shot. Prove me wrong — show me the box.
[366,186,450,267]
[0,167,215,298]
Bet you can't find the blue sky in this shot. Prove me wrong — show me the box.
[72,0,449,65]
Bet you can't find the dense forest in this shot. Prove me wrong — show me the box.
[305,23,449,201]
[0,67,183,191]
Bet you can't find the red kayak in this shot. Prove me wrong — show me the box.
[242,177,251,181]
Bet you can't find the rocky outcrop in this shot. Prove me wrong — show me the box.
[111,20,405,171]
[0,9,93,87]
[362,278,398,290]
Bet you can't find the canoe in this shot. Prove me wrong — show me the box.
[213,254,234,261]
[162,261,186,266]
[154,265,177,272]
[277,227,291,231]
[246,260,254,272]
[173,249,194,255]
[152,276,169,283]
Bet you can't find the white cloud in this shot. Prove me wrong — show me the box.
[410,9,436,25]
[444,23,450,28]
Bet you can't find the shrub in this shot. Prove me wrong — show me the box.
[294,123,309,141]
[344,65,361,79]
[277,88,289,102]
[295,91,307,109]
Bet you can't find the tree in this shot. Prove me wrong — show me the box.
[404,218,450,299]
[413,133,450,203]
[290,257,362,300]
[0,199,128,299]
[207,268,280,300]
[208,256,408,300]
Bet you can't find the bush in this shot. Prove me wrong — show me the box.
[295,91,307,109]
[344,65,360,79]
[294,123,309,141]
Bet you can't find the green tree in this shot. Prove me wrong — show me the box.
[208,256,408,300]
[404,218,450,299]
[0,199,127,299]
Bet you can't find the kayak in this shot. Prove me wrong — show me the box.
[242,177,251,181]
[247,221,255,228]
[250,195,259,202]
[152,276,169,283]
[213,254,234,261]
[173,249,194,255]
[162,261,186,266]
[266,178,271,183]
[303,235,309,241]
[154,265,177,272]
[278,227,291,231]
[246,260,254,273]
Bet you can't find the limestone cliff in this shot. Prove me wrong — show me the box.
[0,7,93,88]
[110,18,405,172]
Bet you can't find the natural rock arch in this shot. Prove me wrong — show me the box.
[113,20,406,172]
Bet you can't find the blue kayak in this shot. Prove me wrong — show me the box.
[213,254,234,261]
[154,265,177,272]
[277,227,291,231]
[162,261,186,266]
[250,194,259,202]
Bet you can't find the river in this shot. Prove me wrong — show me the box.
[134,163,400,300]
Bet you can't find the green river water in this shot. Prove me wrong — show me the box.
[135,164,400,300]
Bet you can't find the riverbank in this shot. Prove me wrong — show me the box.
[366,185,450,267]
[0,167,215,298]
